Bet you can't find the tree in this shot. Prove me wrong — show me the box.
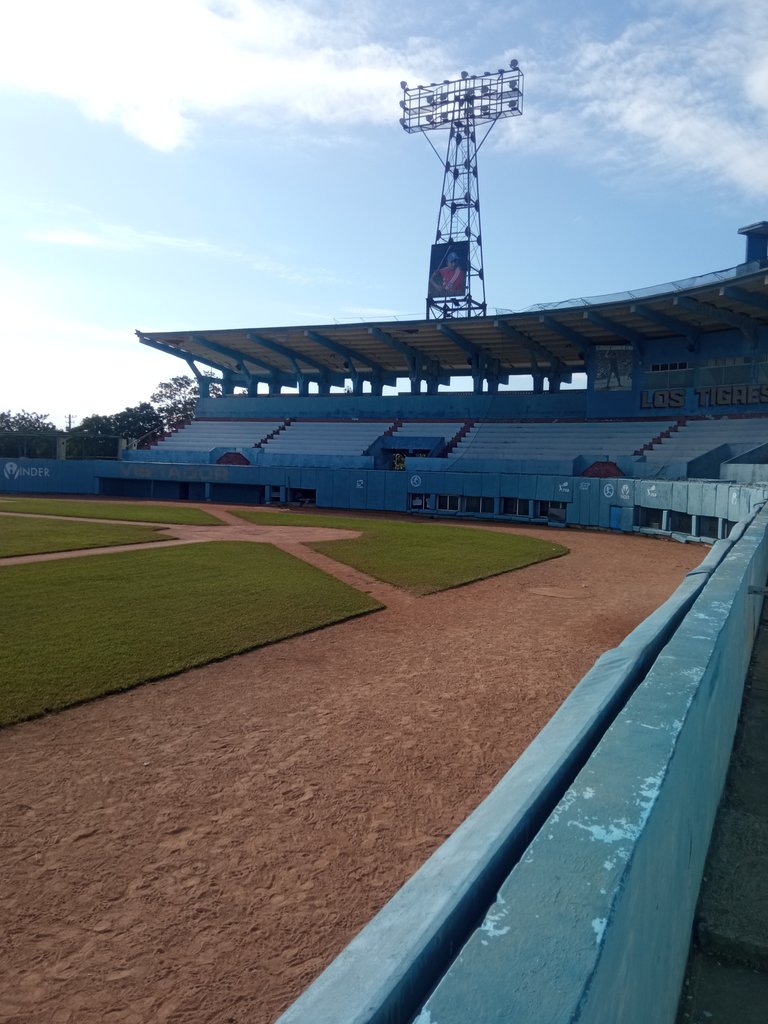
[67,403,164,458]
[150,375,220,434]
[0,410,57,432]
[0,410,58,458]
[1,374,221,460]
[113,403,164,442]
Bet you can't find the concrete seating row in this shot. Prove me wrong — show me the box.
[262,420,395,455]
[452,421,677,460]
[391,421,467,442]
[153,419,285,450]
[158,416,766,463]
[645,417,768,460]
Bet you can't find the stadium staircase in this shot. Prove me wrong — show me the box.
[444,420,473,454]
[635,420,682,456]
[253,421,290,448]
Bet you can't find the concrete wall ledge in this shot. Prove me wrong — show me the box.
[275,533,730,1024]
[416,505,768,1024]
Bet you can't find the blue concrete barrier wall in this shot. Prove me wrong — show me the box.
[415,503,768,1024]
[274,530,742,1024]
[3,458,766,541]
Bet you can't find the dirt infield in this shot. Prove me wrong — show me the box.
[0,508,705,1024]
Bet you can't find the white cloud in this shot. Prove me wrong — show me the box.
[23,216,344,285]
[1,0,765,203]
[497,1,768,198]
[0,0,442,150]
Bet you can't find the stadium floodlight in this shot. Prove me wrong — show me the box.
[399,59,524,320]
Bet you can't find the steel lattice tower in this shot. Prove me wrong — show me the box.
[399,61,523,320]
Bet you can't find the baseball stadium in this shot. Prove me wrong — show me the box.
[2,217,768,1023]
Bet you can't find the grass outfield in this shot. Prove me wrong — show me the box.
[0,541,382,727]
[230,509,568,594]
[0,497,221,525]
[0,514,168,557]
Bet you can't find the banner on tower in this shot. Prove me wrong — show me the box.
[428,241,469,298]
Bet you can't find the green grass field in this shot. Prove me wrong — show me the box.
[0,541,382,727]
[0,504,567,726]
[0,514,168,557]
[230,509,568,594]
[0,497,220,524]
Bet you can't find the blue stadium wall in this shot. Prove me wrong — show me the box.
[2,453,765,544]
[4,357,768,534]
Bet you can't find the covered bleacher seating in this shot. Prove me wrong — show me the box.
[260,420,394,456]
[449,420,677,461]
[152,419,286,451]
[643,416,768,462]
[390,421,467,443]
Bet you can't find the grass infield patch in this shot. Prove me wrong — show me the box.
[0,541,382,726]
[0,497,220,525]
[230,509,568,594]
[0,515,167,557]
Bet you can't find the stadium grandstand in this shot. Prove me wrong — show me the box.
[5,223,768,545]
[4,223,768,1023]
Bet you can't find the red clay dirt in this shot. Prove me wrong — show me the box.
[0,506,705,1024]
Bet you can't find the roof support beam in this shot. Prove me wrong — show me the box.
[437,323,500,392]
[247,332,336,379]
[246,331,344,392]
[368,327,448,391]
[369,326,420,387]
[719,285,768,315]
[191,335,292,392]
[183,359,222,399]
[673,295,758,339]
[494,319,569,378]
[304,330,393,393]
[583,310,644,347]
[136,332,232,379]
[630,304,699,350]
[538,315,591,353]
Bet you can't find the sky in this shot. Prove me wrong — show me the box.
[1,0,767,428]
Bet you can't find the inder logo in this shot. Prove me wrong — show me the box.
[2,462,50,480]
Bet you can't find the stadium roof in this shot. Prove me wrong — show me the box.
[137,262,768,391]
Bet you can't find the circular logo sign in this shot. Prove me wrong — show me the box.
[410,474,422,488]
[603,483,615,498]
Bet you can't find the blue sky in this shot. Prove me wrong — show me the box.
[1,0,767,428]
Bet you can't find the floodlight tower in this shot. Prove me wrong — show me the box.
[399,60,523,319]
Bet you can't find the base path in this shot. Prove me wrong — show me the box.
[0,511,704,1024]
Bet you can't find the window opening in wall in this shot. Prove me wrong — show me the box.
[410,492,430,510]
[636,505,664,530]
[465,495,494,514]
[649,361,689,372]
[539,499,566,523]
[703,357,751,367]
[437,494,460,512]
[287,488,315,506]
[501,497,530,517]
[697,515,719,540]
[699,355,753,387]
[644,364,695,388]
[668,510,692,534]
